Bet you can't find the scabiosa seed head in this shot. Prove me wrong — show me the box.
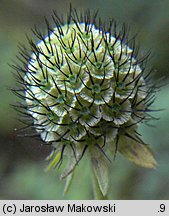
[13,7,158,197]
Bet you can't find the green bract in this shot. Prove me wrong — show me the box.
[13,8,157,198]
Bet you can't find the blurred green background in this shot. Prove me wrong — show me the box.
[0,0,169,199]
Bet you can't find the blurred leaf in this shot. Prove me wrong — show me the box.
[63,171,74,195]
[119,137,157,168]
[91,156,109,197]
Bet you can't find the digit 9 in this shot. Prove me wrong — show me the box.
[159,204,165,212]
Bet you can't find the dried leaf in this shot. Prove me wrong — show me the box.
[119,136,157,168]
[91,156,109,197]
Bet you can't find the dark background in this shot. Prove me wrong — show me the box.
[0,0,169,199]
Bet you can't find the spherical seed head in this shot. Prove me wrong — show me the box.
[14,8,157,192]
[25,21,145,141]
